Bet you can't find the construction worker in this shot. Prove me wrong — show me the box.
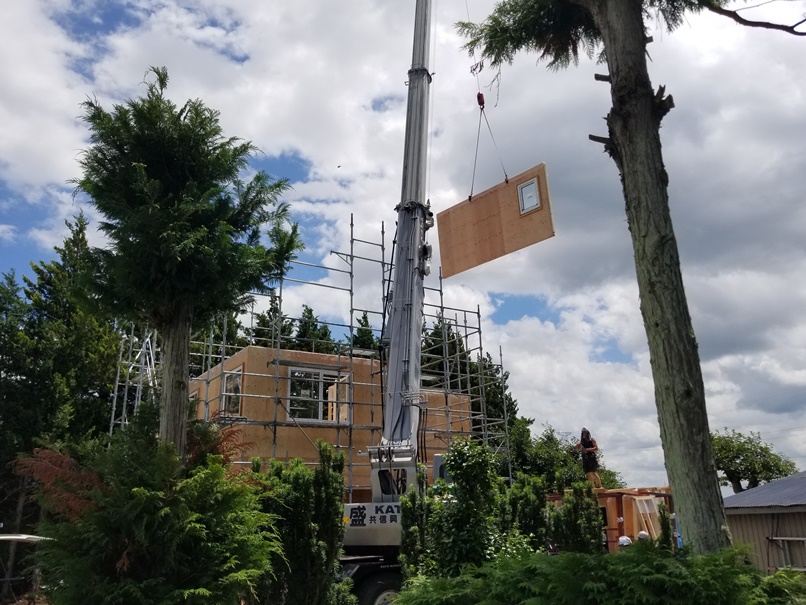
[575,426,603,488]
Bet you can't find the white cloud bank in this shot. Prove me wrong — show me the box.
[1,0,805,487]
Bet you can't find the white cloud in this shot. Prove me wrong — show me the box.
[0,224,17,244]
[2,0,805,487]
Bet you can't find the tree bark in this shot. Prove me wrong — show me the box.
[159,309,192,458]
[1,477,30,601]
[583,0,731,554]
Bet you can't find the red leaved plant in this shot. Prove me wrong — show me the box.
[14,449,105,522]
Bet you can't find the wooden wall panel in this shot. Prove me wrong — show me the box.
[437,163,554,278]
[189,346,474,495]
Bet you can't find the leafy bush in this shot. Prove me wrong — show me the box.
[396,544,806,605]
[401,439,505,578]
[254,440,352,605]
[506,473,549,551]
[548,481,604,554]
[17,406,280,605]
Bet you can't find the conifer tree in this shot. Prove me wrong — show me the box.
[74,67,302,456]
[457,0,803,553]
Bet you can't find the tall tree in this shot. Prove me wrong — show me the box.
[22,216,120,440]
[0,272,33,602]
[290,305,338,354]
[1,218,120,599]
[74,67,303,457]
[711,428,798,493]
[457,1,803,553]
[351,310,378,351]
[252,291,295,349]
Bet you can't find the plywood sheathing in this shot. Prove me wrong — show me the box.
[437,163,554,279]
[190,345,473,495]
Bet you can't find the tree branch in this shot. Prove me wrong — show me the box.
[704,3,806,36]
[653,85,675,122]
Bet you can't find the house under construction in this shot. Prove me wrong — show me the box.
[110,219,512,502]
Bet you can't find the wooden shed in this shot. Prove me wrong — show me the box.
[724,471,806,573]
[189,345,472,502]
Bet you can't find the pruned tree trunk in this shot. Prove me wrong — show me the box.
[583,0,732,554]
[159,309,192,458]
[1,477,29,601]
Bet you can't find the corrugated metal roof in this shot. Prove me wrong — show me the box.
[723,471,806,509]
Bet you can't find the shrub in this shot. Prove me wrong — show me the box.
[396,544,806,605]
[18,407,279,605]
[254,440,351,605]
[401,439,504,578]
[548,482,603,554]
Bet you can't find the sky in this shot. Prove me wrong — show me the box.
[1,0,805,489]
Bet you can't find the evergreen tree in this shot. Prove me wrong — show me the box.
[189,311,250,378]
[548,481,604,554]
[73,67,302,457]
[290,305,338,354]
[0,272,33,602]
[22,216,120,441]
[454,0,801,553]
[252,291,295,349]
[351,311,378,351]
[507,423,625,491]
[15,404,279,605]
[256,442,348,605]
[1,219,120,599]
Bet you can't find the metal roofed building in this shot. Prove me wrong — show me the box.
[724,471,806,572]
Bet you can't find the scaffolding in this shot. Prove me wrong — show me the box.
[111,215,512,497]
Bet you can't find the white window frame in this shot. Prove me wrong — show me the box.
[287,366,351,423]
[221,365,243,416]
[517,178,541,214]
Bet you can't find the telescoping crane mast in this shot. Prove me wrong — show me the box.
[343,0,433,553]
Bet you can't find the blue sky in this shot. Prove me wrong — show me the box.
[2,0,806,487]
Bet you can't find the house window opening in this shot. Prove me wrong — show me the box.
[288,368,350,422]
[222,366,243,416]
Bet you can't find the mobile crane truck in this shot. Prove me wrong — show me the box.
[341,1,436,603]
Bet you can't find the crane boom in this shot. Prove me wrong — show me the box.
[343,0,433,556]
[368,0,434,501]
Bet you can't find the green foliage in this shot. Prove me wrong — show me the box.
[506,473,549,551]
[711,428,798,493]
[396,545,806,605]
[1,218,120,597]
[252,291,295,348]
[351,310,378,351]
[658,502,675,552]
[421,317,518,429]
[401,439,505,578]
[457,0,602,72]
[288,305,338,354]
[455,0,719,74]
[256,441,347,605]
[21,406,280,605]
[400,466,433,579]
[189,311,249,377]
[73,66,302,454]
[74,66,301,328]
[548,482,604,554]
[508,423,625,491]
